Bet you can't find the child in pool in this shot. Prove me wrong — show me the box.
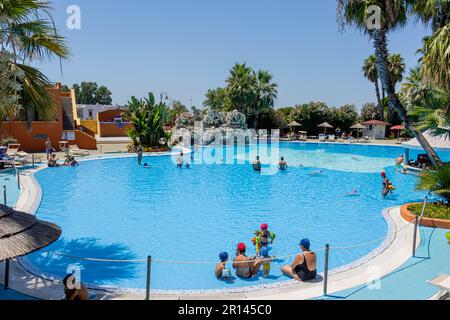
[215,252,234,282]
[259,247,274,278]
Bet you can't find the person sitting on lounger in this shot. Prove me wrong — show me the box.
[63,274,89,301]
[279,157,288,171]
[253,156,262,172]
[281,238,317,282]
[232,243,262,278]
[215,252,234,282]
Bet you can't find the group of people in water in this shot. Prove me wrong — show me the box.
[47,153,79,168]
[215,223,317,283]
[252,156,289,172]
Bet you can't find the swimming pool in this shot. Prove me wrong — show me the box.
[25,143,442,291]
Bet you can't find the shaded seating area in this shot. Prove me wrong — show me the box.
[0,205,61,290]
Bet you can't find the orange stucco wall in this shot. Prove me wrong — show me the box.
[2,121,63,153]
[1,84,64,153]
[64,130,97,150]
[98,123,132,137]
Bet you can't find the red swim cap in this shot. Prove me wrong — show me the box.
[261,223,268,230]
[237,243,246,251]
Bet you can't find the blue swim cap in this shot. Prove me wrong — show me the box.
[299,238,311,250]
[219,252,228,262]
[260,246,270,258]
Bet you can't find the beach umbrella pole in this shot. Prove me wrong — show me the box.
[4,259,10,290]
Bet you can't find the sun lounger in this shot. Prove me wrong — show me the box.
[68,145,90,157]
[428,274,450,300]
[328,135,336,142]
[319,134,326,142]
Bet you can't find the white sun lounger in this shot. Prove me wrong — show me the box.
[428,274,450,300]
[69,145,90,157]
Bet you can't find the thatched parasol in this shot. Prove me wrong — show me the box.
[351,123,366,139]
[0,205,61,289]
[286,121,302,134]
[317,122,333,135]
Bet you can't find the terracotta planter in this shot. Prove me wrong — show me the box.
[400,204,450,230]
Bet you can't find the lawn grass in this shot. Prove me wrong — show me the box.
[408,203,450,220]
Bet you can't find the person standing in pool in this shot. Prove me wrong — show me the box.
[253,156,262,172]
[279,157,288,171]
[259,246,274,278]
[136,145,144,165]
[381,171,394,197]
[281,238,317,282]
[177,152,184,168]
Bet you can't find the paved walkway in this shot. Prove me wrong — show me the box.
[320,227,449,300]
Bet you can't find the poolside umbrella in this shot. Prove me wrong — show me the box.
[317,122,333,135]
[390,125,405,138]
[351,123,366,139]
[0,205,61,290]
[287,121,302,134]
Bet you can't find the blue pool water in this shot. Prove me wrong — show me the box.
[25,143,444,290]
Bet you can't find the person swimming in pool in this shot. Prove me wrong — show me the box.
[279,157,288,171]
[281,238,317,282]
[253,156,262,172]
[346,189,359,196]
[143,163,150,169]
[396,154,404,166]
[232,243,262,279]
[215,252,234,283]
[308,170,324,176]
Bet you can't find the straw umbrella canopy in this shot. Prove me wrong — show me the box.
[286,121,302,134]
[317,122,333,135]
[0,205,61,289]
[350,123,366,139]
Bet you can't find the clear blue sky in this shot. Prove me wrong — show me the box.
[37,0,431,110]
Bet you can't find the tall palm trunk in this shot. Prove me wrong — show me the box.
[371,29,443,167]
[374,79,383,120]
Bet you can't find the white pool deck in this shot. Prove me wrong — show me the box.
[0,157,421,300]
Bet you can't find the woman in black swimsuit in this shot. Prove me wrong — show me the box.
[281,238,317,281]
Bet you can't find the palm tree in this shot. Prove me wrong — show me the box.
[124,93,170,148]
[226,63,256,114]
[362,55,383,119]
[0,0,70,128]
[403,67,450,137]
[416,163,450,203]
[251,70,278,129]
[337,0,443,167]
[408,0,450,32]
[387,53,406,123]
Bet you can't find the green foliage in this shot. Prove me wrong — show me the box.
[203,87,230,111]
[203,63,278,129]
[360,102,379,121]
[408,203,450,220]
[0,0,69,128]
[124,93,170,148]
[289,102,332,135]
[331,104,359,131]
[168,100,188,125]
[416,163,450,202]
[71,82,113,105]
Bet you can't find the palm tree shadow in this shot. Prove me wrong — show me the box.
[26,237,140,287]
